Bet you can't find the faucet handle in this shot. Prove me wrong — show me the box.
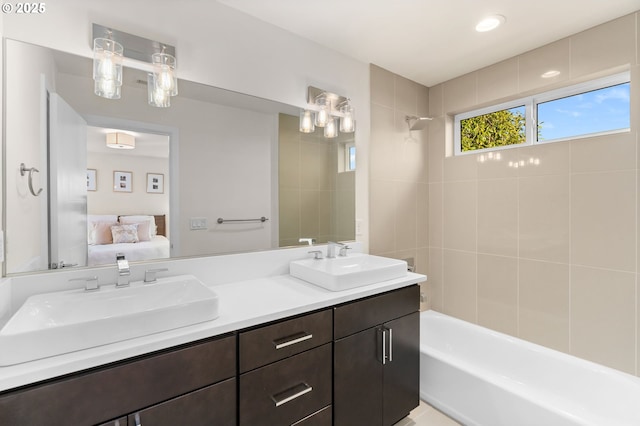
[70,276,99,292]
[308,250,324,260]
[339,245,351,257]
[144,268,169,283]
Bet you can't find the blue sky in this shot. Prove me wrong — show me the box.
[537,82,630,141]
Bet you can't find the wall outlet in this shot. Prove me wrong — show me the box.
[189,217,208,230]
[355,219,363,236]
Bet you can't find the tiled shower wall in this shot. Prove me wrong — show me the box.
[426,12,640,375]
[369,65,430,305]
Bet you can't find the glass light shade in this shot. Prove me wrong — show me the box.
[339,105,355,133]
[106,132,135,149]
[299,110,315,133]
[94,78,121,100]
[147,73,171,108]
[324,117,338,138]
[152,52,178,96]
[93,38,123,99]
[314,97,330,127]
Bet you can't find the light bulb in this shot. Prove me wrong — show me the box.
[299,110,315,133]
[156,64,175,92]
[324,117,338,138]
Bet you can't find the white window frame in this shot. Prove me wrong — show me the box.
[454,71,630,156]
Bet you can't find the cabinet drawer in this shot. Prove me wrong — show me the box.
[239,343,332,426]
[239,309,332,372]
[334,285,419,339]
[292,405,332,426]
[0,334,236,425]
[129,378,236,426]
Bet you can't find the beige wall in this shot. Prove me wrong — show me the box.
[369,65,430,309]
[425,12,640,375]
[279,114,355,247]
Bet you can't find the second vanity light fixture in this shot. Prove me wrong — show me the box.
[300,86,355,138]
[92,24,178,108]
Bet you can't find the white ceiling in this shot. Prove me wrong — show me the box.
[87,126,169,158]
[218,0,640,87]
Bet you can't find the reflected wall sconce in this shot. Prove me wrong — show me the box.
[106,132,135,150]
[300,86,355,138]
[92,24,178,107]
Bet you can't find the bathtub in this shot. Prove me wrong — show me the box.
[419,310,640,426]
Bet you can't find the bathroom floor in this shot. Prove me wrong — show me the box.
[394,401,462,426]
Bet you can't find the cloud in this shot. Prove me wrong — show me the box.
[596,87,630,103]
[555,108,582,117]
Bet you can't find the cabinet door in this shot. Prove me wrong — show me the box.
[334,327,383,426]
[129,378,236,426]
[383,312,419,426]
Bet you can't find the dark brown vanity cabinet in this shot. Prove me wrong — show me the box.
[333,285,420,426]
[238,309,333,426]
[0,334,237,426]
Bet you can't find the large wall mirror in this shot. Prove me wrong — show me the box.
[4,39,355,275]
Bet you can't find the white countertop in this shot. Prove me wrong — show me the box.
[0,272,425,392]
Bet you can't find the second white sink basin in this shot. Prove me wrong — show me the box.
[0,274,219,366]
[290,253,408,291]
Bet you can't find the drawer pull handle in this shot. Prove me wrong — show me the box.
[271,382,313,407]
[134,413,142,426]
[273,332,313,350]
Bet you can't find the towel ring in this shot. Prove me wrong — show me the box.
[20,163,43,196]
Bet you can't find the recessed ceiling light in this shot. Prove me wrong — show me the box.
[475,15,505,32]
[541,70,561,78]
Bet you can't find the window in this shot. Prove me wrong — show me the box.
[454,72,630,155]
[346,143,356,171]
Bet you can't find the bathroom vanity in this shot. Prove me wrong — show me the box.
[0,246,425,425]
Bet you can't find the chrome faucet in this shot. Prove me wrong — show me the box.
[144,268,169,283]
[116,253,130,288]
[326,241,349,258]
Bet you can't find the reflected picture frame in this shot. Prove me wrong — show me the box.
[113,171,132,192]
[147,173,164,194]
[87,169,97,191]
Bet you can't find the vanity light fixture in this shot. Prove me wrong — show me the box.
[106,132,135,150]
[299,110,315,133]
[91,24,178,107]
[93,36,123,99]
[475,14,505,32]
[299,86,355,138]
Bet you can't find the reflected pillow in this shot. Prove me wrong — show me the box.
[120,215,157,237]
[111,224,139,244]
[91,221,118,245]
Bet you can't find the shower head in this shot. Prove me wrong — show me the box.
[405,115,433,131]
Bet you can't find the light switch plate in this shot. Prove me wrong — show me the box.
[189,218,208,230]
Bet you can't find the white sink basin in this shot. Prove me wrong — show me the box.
[0,275,219,366]
[290,253,408,291]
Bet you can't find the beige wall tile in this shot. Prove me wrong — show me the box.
[443,72,477,114]
[519,175,570,263]
[300,189,320,237]
[370,103,397,181]
[417,182,429,248]
[477,58,519,105]
[571,132,636,173]
[428,248,444,311]
[279,188,300,241]
[477,148,518,180]
[477,254,517,335]
[478,178,518,257]
[370,64,394,108]
[518,259,570,352]
[571,14,636,79]
[571,266,635,374]
[443,249,477,322]
[519,39,570,93]
[444,153,478,181]
[429,182,443,247]
[318,190,332,239]
[428,117,445,182]
[571,171,636,272]
[395,75,419,114]
[369,179,396,254]
[300,141,321,189]
[429,84,444,117]
[395,182,418,251]
[278,135,300,189]
[443,181,477,252]
[417,84,430,118]
[516,142,570,177]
